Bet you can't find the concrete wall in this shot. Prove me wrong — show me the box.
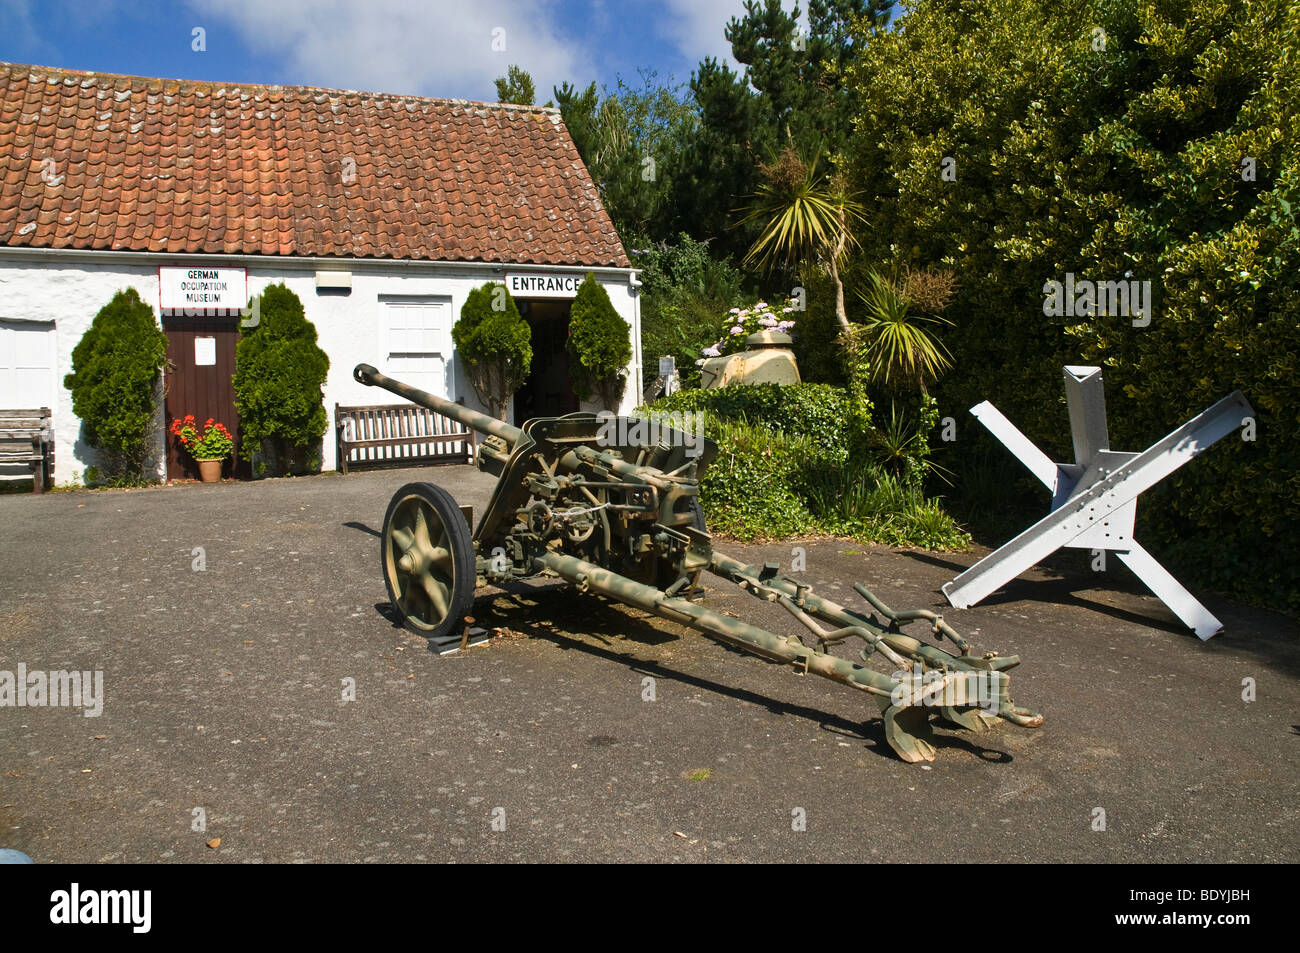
[0,250,641,484]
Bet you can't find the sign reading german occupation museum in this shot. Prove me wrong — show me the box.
[159,266,248,312]
[506,272,587,299]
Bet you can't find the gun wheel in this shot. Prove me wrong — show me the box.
[382,482,475,639]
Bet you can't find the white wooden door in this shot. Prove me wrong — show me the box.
[381,297,451,400]
[0,320,56,409]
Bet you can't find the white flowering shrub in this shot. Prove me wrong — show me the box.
[697,297,800,364]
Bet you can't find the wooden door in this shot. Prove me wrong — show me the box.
[162,316,244,480]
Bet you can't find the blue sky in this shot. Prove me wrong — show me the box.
[0,0,758,102]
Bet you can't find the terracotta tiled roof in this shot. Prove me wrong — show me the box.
[0,62,629,267]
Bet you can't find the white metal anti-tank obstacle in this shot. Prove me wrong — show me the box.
[942,366,1253,640]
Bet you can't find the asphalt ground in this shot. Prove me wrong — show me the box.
[1,466,1296,863]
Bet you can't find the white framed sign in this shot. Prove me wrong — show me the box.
[505,272,587,299]
[159,266,248,312]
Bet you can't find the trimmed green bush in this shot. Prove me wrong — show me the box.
[451,282,532,421]
[233,283,329,473]
[567,273,632,409]
[698,416,819,539]
[64,288,168,484]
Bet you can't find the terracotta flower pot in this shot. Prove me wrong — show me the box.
[197,458,224,483]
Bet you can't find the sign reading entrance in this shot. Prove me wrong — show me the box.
[159,266,248,312]
[505,272,587,299]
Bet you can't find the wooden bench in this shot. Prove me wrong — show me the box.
[335,402,476,475]
[0,408,54,493]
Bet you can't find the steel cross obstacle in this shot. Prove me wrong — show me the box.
[942,366,1254,640]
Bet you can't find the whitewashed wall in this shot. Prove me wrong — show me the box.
[0,251,641,484]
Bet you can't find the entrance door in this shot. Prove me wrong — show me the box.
[162,316,242,480]
[514,300,579,421]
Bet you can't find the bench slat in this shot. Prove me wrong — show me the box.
[344,434,469,451]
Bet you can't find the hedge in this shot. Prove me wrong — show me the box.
[647,384,967,547]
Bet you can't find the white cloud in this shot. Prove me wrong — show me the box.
[186,0,594,102]
[655,0,751,72]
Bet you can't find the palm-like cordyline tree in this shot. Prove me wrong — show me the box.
[738,148,865,329]
[847,269,953,393]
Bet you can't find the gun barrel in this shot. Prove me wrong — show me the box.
[353,363,524,446]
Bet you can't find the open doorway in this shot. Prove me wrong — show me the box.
[514,299,579,421]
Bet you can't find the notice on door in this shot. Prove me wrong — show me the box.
[194,336,216,366]
[159,266,247,312]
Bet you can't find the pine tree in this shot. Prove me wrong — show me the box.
[494,66,536,106]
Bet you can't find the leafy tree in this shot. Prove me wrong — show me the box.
[451,282,532,421]
[554,71,696,240]
[233,283,329,473]
[494,65,536,105]
[64,288,168,483]
[633,233,749,391]
[567,274,632,410]
[843,0,1300,606]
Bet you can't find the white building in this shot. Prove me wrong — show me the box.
[0,62,641,484]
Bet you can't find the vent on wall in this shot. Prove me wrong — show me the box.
[316,271,352,294]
